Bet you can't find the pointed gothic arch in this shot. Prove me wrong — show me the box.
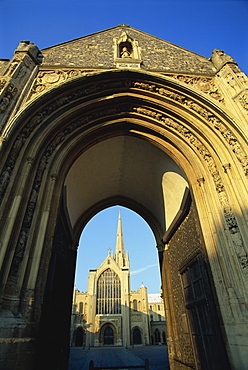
[100,323,117,346]
[0,66,246,369]
[132,327,142,345]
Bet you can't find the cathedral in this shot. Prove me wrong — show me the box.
[71,212,166,347]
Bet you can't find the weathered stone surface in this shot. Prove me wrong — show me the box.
[0,25,247,370]
[42,25,216,74]
[0,60,9,75]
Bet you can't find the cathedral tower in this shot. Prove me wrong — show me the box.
[71,211,161,348]
[114,210,129,269]
[84,212,131,346]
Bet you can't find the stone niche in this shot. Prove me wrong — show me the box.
[114,31,142,69]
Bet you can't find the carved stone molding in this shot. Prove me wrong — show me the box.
[220,64,247,92]
[132,80,248,176]
[27,75,247,178]
[238,90,248,111]
[1,77,247,282]
[210,49,237,71]
[0,82,18,114]
[1,77,247,210]
[132,104,248,276]
[0,50,39,134]
[0,78,7,92]
[28,69,91,100]
[223,163,231,173]
[169,75,224,103]
[26,156,35,165]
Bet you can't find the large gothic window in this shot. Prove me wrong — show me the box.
[96,269,121,314]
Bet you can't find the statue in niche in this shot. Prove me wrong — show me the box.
[119,39,133,58]
[121,46,131,58]
[114,33,141,67]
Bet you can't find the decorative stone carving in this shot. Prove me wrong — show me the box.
[28,69,91,100]
[0,44,41,135]
[1,77,247,209]
[222,163,231,173]
[132,80,248,176]
[114,31,142,69]
[0,79,7,91]
[0,83,18,115]
[216,63,248,114]
[121,46,132,58]
[15,40,42,64]
[170,75,224,103]
[211,49,237,71]
[239,91,248,111]
[132,104,248,275]
[9,230,27,280]
[0,96,10,113]
[224,207,248,272]
[1,81,247,272]
[0,166,11,199]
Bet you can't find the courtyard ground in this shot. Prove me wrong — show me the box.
[68,345,170,370]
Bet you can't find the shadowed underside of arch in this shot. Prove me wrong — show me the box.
[0,68,247,370]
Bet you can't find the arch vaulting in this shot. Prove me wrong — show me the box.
[0,26,247,370]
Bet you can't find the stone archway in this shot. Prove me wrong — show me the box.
[0,68,247,370]
[132,327,142,345]
[74,326,85,347]
[100,324,116,346]
[99,323,117,346]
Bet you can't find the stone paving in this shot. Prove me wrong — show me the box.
[68,345,170,370]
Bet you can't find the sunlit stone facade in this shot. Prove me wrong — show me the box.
[0,25,247,369]
[71,212,166,347]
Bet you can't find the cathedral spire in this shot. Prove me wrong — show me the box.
[115,210,125,267]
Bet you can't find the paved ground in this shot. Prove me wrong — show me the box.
[68,345,170,370]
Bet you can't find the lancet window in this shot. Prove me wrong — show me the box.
[96,269,121,314]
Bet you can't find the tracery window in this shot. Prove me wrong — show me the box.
[96,269,121,314]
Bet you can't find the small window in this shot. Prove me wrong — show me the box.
[79,302,83,314]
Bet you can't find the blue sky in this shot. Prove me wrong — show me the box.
[1,0,247,293]
[1,1,247,73]
[76,206,160,293]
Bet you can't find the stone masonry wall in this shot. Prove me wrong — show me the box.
[41,26,215,74]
